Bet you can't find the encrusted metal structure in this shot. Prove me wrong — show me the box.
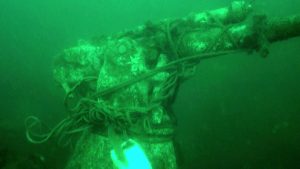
[26,1,300,169]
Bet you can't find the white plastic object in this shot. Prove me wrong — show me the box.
[110,139,152,169]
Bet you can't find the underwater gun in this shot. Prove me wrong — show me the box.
[36,1,300,169]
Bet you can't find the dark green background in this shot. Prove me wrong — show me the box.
[0,0,299,168]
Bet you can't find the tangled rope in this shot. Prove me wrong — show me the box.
[25,49,239,145]
[25,14,241,145]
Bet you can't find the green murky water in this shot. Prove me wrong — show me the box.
[1,0,300,168]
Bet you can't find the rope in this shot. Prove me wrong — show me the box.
[94,50,239,98]
[26,15,242,145]
[26,49,239,145]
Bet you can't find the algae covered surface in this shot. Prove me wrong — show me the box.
[1,0,300,169]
